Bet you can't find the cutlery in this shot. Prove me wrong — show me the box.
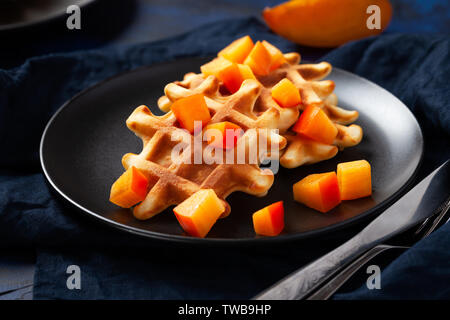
[254,160,450,300]
[0,256,35,296]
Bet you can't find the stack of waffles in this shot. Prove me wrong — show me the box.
[113,36,363,221]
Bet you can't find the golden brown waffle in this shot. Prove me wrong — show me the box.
[123,80,286,220]
[159,69,299,132]
[158,53,362,169]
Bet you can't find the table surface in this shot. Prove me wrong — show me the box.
[1,0,449,300]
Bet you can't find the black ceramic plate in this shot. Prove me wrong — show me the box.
[0,0,96,31]
[40,57,423,243]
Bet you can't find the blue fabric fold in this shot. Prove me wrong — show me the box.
[0,17,449,299]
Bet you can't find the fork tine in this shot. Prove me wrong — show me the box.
[414,195,450,237]
[422,195,450,238]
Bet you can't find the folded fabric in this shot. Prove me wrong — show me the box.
[334,221,450,300]
[0,17,449,299]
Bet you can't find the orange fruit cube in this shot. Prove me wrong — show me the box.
[293,172,341,213]
[171,94,211,134]
[173,189,226,238]
[292,105,338,144]
[200,57,233,78]
[271,78,301,108]
[237,64,256,80]
[252,201,284,236]
[110,166,149,208]
[244,41,272,76]
[218,35,254,64]
[204,121,243,149]
[262,40,286,71]
[217,63,245,93]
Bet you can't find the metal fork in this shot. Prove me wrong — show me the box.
[307,195,450,300]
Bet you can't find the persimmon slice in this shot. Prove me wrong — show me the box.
[337,160,372,200]
[171,94,211,134]
[110,166,149,208]
[218,35,254,64]
[252,201,284,236]
[292,105,338,144]
[173,189,225,238]
[293,172,341,213]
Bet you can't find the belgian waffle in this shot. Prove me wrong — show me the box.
[158,53,362,169]
[123,79,286,220]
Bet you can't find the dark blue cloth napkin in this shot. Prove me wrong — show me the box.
[0,17,449,299]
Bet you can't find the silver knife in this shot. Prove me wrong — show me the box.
[254,160,450,300]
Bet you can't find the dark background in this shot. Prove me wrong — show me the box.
[0,0,449,69]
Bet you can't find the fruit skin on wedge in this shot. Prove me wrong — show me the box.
[171,94,211,134]
[271,78,301,108]
[204,121,243,149]
[173,189,226,238]
[292,105,337,144]
[218,35,254,64]
[110,166,149,208]
[252,201,284,236]
[337,160,372,200]
[263,0,392,48]
[293,172,341,213]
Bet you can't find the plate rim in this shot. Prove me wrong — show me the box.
[0,0,98,32]
[39,57,424,245]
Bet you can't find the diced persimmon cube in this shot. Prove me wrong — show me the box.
[218,35,254,64]
[200,57,233,78]
[110,166,149,208]
[271,78,301,108]
[293,172,341,213]
[292,105,338,144]
[252,201,284,236]
[173,189,226,238]
[171,94,211,134]
[237,64,256,80]
[217,63,244,93]
[244,41,272,76]
[337,160,372,200]
[204,121,243,149]
[262,40,286,71]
